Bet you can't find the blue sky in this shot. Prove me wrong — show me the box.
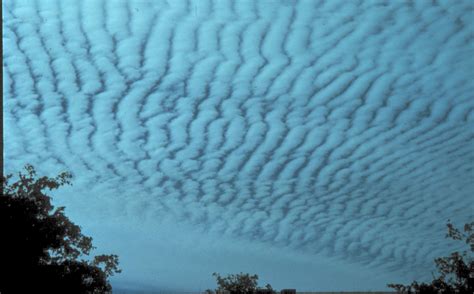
[3,0,474,292]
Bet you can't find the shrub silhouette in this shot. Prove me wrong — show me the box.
[205,272,276,294]
[0,164,120,294]
[388,220,473,294]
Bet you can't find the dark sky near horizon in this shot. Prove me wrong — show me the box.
[3,0,474,291]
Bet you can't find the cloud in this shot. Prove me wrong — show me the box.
[3,0,474,290]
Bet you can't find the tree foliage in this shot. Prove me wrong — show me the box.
[205,272,276,294]
[0,164,121,294]
[388,220,474,294]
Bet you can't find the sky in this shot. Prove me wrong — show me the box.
[3,0,474,292]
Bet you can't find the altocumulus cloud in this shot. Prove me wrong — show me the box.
[3,0,474,291]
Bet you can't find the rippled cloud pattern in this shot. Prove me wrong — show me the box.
[3,0,474,291]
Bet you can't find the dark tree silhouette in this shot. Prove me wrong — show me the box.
[205,272,276,294]
[0,164,121,294]
[388,220,474,294]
